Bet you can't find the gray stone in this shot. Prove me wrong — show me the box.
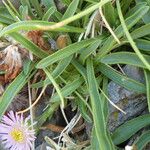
[0,142,6,150]
[35,142,47,150]
[108,93,147,132]
[108,65,147,132]
[123,65,145,83]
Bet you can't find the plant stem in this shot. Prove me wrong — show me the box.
[40,0,111,30]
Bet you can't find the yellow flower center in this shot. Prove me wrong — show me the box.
[10,128,25,142]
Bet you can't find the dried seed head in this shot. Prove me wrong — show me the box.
[56,35,70,49]
[27,30,51,52]
[0,45,22,83]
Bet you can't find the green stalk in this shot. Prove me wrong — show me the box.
[39,0,111,30]
[116,0,150,71]
[44,69,65,109]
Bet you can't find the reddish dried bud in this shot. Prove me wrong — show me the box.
[27,30,51,52]
[56,35,70,49]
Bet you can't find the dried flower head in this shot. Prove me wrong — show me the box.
[0,111,36,150]
[0,45,22,83]
[27,30,51,52]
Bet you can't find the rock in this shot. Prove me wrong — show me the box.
[0,143,6,150]
[35,128,59,147]
[108,94,147,132]
[123,65,145,83]
[35,142,47,150]
[108,65,147,132]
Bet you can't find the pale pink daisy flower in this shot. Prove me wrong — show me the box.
[0,111,36,150]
